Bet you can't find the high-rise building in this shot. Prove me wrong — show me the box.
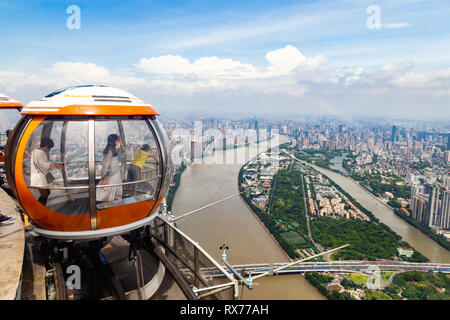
[412,194,429,224]
[428,185,440,227]
[444,176,450,189]
[445,150,450,163]
[391,125,398,143]
[424,184,434,195]
[190,139,195,163]
[441,190,450,230]
[410,184,422,213]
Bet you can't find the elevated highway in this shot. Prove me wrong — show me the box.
[200,261,450,278]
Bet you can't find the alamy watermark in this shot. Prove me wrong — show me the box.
[66,5,81,30]
[169,121,280,167]
[366,5,381,30]
[365,265,382,290]
[66,264,81,290]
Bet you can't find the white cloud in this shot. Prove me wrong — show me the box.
[335,67,365,86]
[48,62,147,87]
[50,62,110,79]
[136,45,330,82]
[136,55,260,80]
[379,61,414,76]
[265,45,329,76]
[389,68,450,88]
[135,45,334,94]
[1,45,450,118]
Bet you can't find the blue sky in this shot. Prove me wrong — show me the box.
[0,0,449,119]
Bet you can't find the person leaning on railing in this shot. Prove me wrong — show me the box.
[125,144,159,196]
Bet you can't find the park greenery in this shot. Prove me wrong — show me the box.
[367,175,411,199]
[386,271,450,300]
[306,270,450,300]
[270,170,308,236]
[363,290,391,300]
[310,216,428,261]
[304,272,354,300]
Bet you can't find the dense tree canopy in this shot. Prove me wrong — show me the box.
[311,217,403,260]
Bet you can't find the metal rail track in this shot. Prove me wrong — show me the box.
[53,262,68,300]
[48,246,127,300]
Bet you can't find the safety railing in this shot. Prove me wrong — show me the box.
[150,216,237,300]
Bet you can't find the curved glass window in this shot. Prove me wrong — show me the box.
[94,116,161,210]
[21,116,163,224]
[151,118,172,200]
[22,119,90,214]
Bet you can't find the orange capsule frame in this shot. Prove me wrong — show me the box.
[5,89,171,240]
[11,115,166,233]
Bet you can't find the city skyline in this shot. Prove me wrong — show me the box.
[0,0,449,119]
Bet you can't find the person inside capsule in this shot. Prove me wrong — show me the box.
[21,116,162,215]
[96,134,125,203]
[125,144,159,197]
[93,117,162,210]
[30,137,64,205]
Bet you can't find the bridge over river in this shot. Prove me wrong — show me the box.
[199,261,450,278]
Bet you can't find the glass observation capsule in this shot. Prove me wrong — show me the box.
[0,94,23,163]
[5,85,172,240]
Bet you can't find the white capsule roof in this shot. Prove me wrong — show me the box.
[21,85,158,116]
[0,93,23,108]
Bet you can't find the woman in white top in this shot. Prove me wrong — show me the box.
[96,134,125,203]
[30,137,63,206]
